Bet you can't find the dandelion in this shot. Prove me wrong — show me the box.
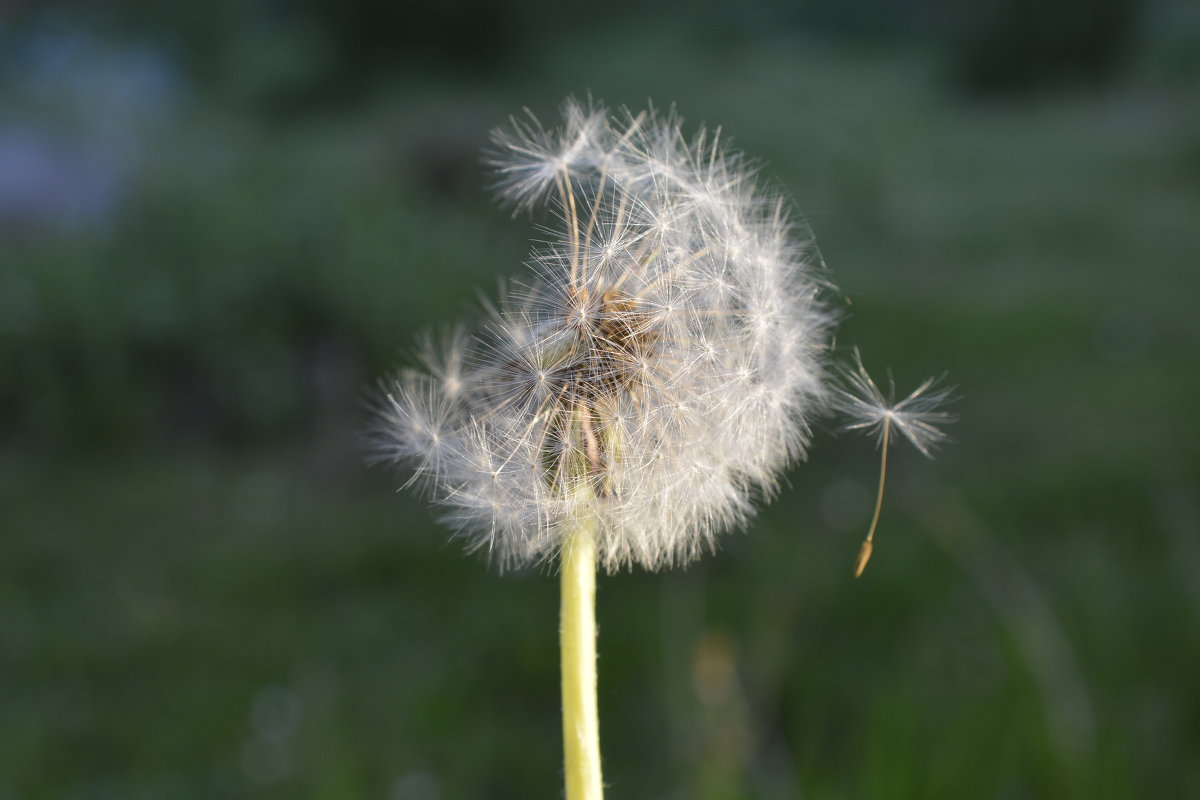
[375,99,837,575]
[371,97,951,798]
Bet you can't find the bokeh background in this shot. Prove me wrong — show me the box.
[3,1,1199,797]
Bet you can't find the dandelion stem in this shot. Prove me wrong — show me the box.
[561,520,603,799]
[855,414,890,578]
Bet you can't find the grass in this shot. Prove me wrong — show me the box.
[2,29,1198,799]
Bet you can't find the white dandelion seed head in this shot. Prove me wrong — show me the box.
[372,97,923,573]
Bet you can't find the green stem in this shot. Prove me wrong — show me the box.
[560,522,603,799]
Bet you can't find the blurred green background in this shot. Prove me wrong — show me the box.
[2,1,1199,797]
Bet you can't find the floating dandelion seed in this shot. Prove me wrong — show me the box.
[836,349,958,577]
[370,97,953,799]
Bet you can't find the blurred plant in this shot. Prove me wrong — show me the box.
[371,98,952,798]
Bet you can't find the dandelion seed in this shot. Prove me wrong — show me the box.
[835,349,957,576]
